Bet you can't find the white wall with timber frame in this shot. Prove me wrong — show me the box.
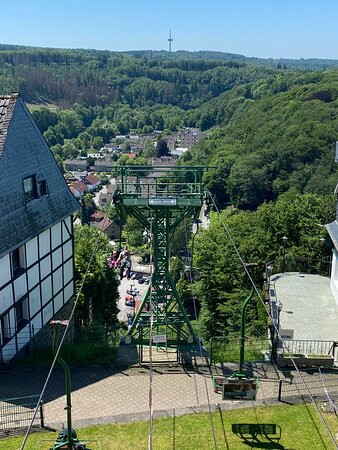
[0,215,75,361]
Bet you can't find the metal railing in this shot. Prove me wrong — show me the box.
[0,395,44,432]
[266,255,331,279]
[209,336,272,366]
[278,339,337,358]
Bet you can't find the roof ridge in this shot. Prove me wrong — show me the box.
[0,93,20,156]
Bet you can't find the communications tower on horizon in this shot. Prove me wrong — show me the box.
[168,29,173,53]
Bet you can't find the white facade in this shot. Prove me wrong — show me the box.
[0,216,75,361]
[330,249,338,305]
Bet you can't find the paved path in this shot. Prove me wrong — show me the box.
[117,260,150,322]
[0,359,337,431]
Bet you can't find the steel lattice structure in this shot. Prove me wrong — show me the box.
[114,166,206,351]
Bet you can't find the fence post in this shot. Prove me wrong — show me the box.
[210,337,213,367]
[32,325,36,369]
[278,379,283,402]
[105,325,108,364]
[39,400,45,428]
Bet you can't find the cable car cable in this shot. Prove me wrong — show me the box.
[183,216,218,450]
[207,191,338,449]
[20,215,110,450]
[148,216,154,450]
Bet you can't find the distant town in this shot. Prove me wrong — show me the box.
[65,127,206,239]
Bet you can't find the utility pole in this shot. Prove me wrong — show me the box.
[168,29,173,53]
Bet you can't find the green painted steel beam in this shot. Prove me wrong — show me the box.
[115,166,205,351]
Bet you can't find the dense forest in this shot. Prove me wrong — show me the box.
[1,44,337,338]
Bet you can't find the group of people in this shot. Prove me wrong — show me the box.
[108,246,132,280]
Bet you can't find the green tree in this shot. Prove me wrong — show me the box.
[156,139,169,157]
[80,194,96,225]
[194,192,335,339]
[143,140,157,159]
[74,225,119,325]
[32,108,59,133]
[92,136,104,150]
[124,216,144,248]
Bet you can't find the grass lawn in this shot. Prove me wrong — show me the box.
[0,404,338,450]
[1,403,337,449]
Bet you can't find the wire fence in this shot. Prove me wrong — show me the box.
[209,336,272,366]
[0,395,44,435]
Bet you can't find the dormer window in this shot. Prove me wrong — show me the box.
[23,175,37,201]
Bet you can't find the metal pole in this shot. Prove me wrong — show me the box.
[52,322,73,450]
[239,287,254,374]
[191,219,200,273]
[105,324,108,364]
[32,325,36,370]
[39,400,45,429]
[278,379,283,402]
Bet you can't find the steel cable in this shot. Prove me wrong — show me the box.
[207,191,338,449]
[183,216,218,449]
[20,214,110,449]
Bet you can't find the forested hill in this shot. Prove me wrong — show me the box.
[125,50,338,69]
[0,45,273,107]
[0,44,337,210]
[0,44,338,107]
[187,69,338,209]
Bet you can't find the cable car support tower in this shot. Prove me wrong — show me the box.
[114,166,206,362]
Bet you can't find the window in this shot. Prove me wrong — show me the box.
[39,180,47,196]
[11,246,25,277]
[15,296,29,332]
[1,313,11,345]
[23,176,37,201]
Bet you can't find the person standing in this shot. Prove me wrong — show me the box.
[118,246,131,279]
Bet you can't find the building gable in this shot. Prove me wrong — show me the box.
[0,94,79,258]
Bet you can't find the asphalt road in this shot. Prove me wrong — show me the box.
[117,263,151,322]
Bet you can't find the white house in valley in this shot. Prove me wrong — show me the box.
[0,93,79,361]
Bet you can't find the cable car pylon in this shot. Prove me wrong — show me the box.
[114,165,207,362]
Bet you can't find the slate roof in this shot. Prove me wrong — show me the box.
[325,220,338,251]
[0,93,79,259]
[94,159,115,167]
[65,159,88,167]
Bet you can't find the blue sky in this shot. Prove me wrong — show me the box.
[1,0,337,59]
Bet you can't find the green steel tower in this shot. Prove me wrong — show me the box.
[114,166,205,358]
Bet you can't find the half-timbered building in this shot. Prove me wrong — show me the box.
[0,93,79,361]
